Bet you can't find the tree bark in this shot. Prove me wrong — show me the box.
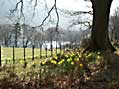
[86,0,116,52]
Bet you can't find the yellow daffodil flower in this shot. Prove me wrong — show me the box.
[67,58,72,62]
[97,52,101,55]
[41,61,46,65]
[97,55,101,59]
[71,61,74,65]
[58,60,63,65]
[51,60,57,64]
[79,63,83,67]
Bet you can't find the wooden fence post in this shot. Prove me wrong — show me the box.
[51,44,53,57]
[40,44,42,58]
[59,44,62,54]
[32,45,34,61]
[56,44,57,55]
[0,46,1,66]
[13,46,15,64]
[23,46,26,62]
[45,47,47,58]
[63,45,65,52]
[23,46,27,68]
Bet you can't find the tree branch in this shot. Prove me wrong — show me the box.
[54,0,59,32]
[32,0,59,30]
[10,0,25,22]
[68,21,92,30]
[32,4,55,29]
[32,0,38,18]
[58,9,93,16]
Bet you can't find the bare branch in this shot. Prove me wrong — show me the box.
[32,4,55,29]
[58,9,93,16]
[10,0,25,23]
[54,0,59,32]
[20,0,25,22]
[12,0,59,31]
[32,0,59,31]
[68,21,92,30]
[32,0,38,18]
[10,0,21,13]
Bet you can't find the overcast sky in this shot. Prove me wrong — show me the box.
[0,0,119,27]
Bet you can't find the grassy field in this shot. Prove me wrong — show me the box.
[1,47,61,64]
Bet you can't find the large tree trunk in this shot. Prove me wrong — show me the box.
[86,0,116,52]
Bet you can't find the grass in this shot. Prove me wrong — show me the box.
[0,48,119,88]
[1,47,61,65]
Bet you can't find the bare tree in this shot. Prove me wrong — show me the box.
[0,24,14,47]
[22,24,35,47]
[109,7,119,42]
[13,22,21,47]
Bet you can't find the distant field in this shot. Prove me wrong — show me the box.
[1,47,60,60]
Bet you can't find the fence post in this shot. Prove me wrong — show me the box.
[51,44,53,57]
[0,46,1,66]
[32,45,34,61]
[13,46,15,64]
[23,46,27,68]
[59,43,62,54]
[45,47,47,58]
[56,44,57,55]
[40,44,42,58]
[63,45,65,52]
[23,46,26,62]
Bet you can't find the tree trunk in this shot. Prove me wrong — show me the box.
[86,0,116,52]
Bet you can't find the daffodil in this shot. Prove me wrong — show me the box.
[97,52,101,55]
[51,60,57,64]
[79,63,83,67]
[62,59,65,62]
[58,60,64,65]
[78,55,81,58]
[41,61,46,65]
[97,55,101,59]
[71,61,74,65]
[67,58,72,62]
[65,55,68,58]
[71,53,75,57]
[20,60,25,64]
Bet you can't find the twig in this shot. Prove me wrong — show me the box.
[32,5,55,28]
[58,9,93,16]
[10,0,25,23]
[32,0,38,18]
[32,0,59,30]
[68,21,92,30]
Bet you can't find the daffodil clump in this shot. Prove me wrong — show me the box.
[27,50,103,77]
[41,51,85,73]
[58,59,64,65]
[82,51,103,66]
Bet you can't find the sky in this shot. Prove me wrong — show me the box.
[0,0,119,27]
[46,0,119,13]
